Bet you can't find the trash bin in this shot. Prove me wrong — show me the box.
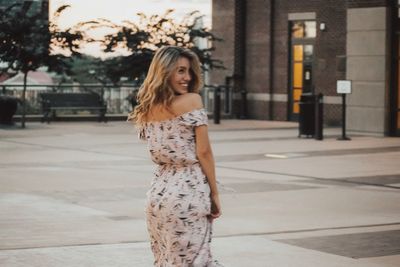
[298,93,316,137]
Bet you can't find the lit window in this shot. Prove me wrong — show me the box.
[304,45,313,61]
[304,21,317,38]
[291,22,305,38]
[291,21,316,38]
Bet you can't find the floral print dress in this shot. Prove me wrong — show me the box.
[141,108,222,267]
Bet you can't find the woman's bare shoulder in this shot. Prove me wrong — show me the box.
[177,92,202,105]
[172,93,203,114]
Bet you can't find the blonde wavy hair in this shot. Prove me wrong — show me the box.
[128,46,202,125]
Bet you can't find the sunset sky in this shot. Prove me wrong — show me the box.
[49,0,212,57]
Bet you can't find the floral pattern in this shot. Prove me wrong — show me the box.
[141,109,222,267]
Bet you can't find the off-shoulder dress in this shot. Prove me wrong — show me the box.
[142,108,222,267]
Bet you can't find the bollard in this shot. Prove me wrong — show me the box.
[213,86,221,124]
[224,86,230,114]
[224,76,232,114]
[315,93,324,140]
[240,90,247,119]
[337,93,351,140]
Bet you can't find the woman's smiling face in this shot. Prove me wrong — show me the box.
[170,57,192,95]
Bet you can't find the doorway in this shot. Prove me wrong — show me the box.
[289,21,316,121]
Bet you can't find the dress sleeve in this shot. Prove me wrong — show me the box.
[180,108,208,127]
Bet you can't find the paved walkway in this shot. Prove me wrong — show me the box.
[1,120,400,266]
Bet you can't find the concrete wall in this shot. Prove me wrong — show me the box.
[346,7,388,134]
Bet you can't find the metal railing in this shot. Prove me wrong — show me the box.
[0,83,138,115]
[202,85,233,124]
[1,83,233,120]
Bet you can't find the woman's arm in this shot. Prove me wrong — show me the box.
[189,93,218,195]
[174,93,221,219]
[195,125,218,195]
[195,124,221,220]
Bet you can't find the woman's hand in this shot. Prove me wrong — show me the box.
[209,194,222,221]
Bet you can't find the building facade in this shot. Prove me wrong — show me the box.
[211,0,400,136]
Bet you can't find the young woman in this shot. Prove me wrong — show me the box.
[128,46,222,266]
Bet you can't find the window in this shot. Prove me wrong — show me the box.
[291,21,316,39]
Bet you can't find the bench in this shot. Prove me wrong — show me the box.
[39,92,107,123]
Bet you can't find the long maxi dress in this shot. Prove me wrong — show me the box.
[141,108,222,267]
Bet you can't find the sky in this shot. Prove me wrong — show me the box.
[50,0,212,57]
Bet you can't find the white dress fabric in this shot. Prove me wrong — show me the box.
[141,108,222,267]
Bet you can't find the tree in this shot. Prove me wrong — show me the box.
[67,54,103,84]
[0,3,84,128]
[94,10,223,83]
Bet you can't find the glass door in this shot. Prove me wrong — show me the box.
[289,21,316,120]
[291,44,314,115]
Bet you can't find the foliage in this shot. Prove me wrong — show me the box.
[0,3,84,75]
[66,54,102,84]
[0,3,85,127]
[91,10,223,83]
[59,9,224,87]
[0,4,223,126]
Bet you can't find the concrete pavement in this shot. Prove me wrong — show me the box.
[0,120,400,266]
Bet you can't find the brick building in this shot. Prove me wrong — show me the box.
[211,0,400,136]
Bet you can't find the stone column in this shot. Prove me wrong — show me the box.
[346,6,388,134]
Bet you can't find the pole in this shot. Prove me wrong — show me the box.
[214,86,221,124]
[240,89,247,119]
[315,93,324,140]
[338,93,351,140]
[268,0,275,120]
[225,76,232,114]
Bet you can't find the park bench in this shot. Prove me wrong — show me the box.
[39,92,107,123]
